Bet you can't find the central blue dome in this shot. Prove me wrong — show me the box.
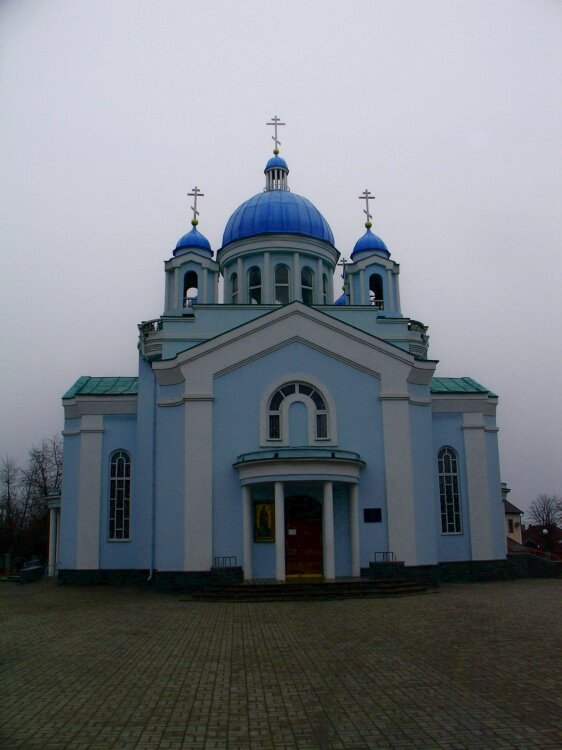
[222,191,334,247]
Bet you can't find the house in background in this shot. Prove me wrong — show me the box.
[502,483,524,546]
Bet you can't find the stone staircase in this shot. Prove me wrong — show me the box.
[182,577,434,602]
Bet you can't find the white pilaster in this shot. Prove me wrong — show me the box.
[242,485,253,580]
[350,484,360,577]
[184,399,213,570]
[274,481,285,581]
[381,397,417,565]
[48,507,57,577]
[76,415,103,569]
[386,269,394,311]
[292,252,300,301]
[316,257,323,303]
[263,251,271,303]
[463,414,495,560]
[359,269,366,305]
[200,267,207,303]
[323,481,335,579]
[237,257,244,303]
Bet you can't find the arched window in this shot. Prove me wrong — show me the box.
[183,271,198,308]
[109,450,131,541]
[230,272,238,304]
[301,267,314,305]
[369,273,384,309]
[248,266,261,304]
[322,274,328,304]
[438,447,462,534]
[274,264,290,305]
[268,382,328,441]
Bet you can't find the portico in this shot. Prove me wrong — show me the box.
[234,449,365,581]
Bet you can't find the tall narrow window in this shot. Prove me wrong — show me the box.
[248,266,261,304]
[322,274,328,304]
[230,272,238,304]
[369,273,384,309]
[274,264,290,304]
[301,267,314,305]
[109,450,131,541]
[438,447,462,534]
[183,271,198,308]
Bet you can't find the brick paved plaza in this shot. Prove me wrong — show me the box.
[1,579,561,750]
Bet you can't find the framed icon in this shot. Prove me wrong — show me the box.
[254,501,275,542]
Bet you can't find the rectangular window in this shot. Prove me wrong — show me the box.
[269,414,280,440]
[508,518,514,533]
[316,413,328,439]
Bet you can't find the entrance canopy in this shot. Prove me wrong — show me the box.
[234,447,365,484]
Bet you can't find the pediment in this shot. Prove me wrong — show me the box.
[153,302,435,390]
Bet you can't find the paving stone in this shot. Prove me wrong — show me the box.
[0,579,561,749]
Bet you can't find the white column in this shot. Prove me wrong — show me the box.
[174,268,180,309]
[48,507,57,577]
[274,482,285,581]
[350,484,360,577]
[394,269,401,312]
[323,481,335,579]
[242,485,252,580]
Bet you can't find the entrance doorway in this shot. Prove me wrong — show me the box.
[284,495,323,576]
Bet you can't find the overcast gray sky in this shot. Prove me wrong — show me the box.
[1,0,561,515]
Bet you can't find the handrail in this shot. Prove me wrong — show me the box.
[373,551,397,563]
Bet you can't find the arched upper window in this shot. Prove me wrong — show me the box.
[438,447,462,534]
[301,267,314,305]
[230,272,238,304]
[109,450,131,541]
[322,274,328,304]
[274,264,290,305]
[248,266,261,304]
[183,271,198,308]
[369,273,384,309]
[268,382,328,441]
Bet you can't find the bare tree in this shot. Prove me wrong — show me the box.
[0,436,63,562]
[527,493,562,528]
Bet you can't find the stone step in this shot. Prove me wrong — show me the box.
[182,579,433,602]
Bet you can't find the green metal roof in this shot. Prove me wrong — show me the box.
[430,377,497,398]
[63,376,138,399]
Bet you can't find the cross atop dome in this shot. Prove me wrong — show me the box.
[359,189,374,229]
[188,186,204,226]
[267,115,286,155]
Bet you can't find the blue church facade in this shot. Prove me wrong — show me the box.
[57,135,506,586]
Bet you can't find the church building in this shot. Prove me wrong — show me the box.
[56,120,507,586]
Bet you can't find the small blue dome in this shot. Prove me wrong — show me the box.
[174,226,212,257]
[334,292,347,305]
[222,191,334,247]
[351,228,390,259]
[264,155,289,171]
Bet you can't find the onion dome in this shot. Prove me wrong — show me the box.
[350,227,390,260]
[174,226,212,258]
[222,153,334,247]
[334,292,347,305]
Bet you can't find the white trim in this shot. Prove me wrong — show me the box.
[76,415,103,569]
[236,458,362,484]
[274,482,285,581]
[322,482,335,579]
